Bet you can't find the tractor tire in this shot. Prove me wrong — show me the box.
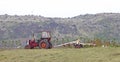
[48,42,52,49]
[39,39,49,49]
[25,45,31,49]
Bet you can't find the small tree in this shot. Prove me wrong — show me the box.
[104,41,110,47]
[93,38,102,46]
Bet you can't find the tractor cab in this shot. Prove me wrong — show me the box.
[41,31,51,41]
[25,31,52,49]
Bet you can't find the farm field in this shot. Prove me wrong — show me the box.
[0,47,120,62]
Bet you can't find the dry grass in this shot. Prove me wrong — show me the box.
[0,47,120,62]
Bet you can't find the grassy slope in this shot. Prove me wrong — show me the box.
[0,47,120,62]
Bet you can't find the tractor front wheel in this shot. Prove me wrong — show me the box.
[25,45,31,49]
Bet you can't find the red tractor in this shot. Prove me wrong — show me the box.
[25,31,52,49]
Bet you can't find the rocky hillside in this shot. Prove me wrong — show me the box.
[0,13,120,41]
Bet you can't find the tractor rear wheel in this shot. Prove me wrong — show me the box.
[39,39,49,49]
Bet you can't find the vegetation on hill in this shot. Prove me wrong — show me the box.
[0,13,120,41]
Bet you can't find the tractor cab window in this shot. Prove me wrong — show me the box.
[34,33,41,40]
[41,32,50,38]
